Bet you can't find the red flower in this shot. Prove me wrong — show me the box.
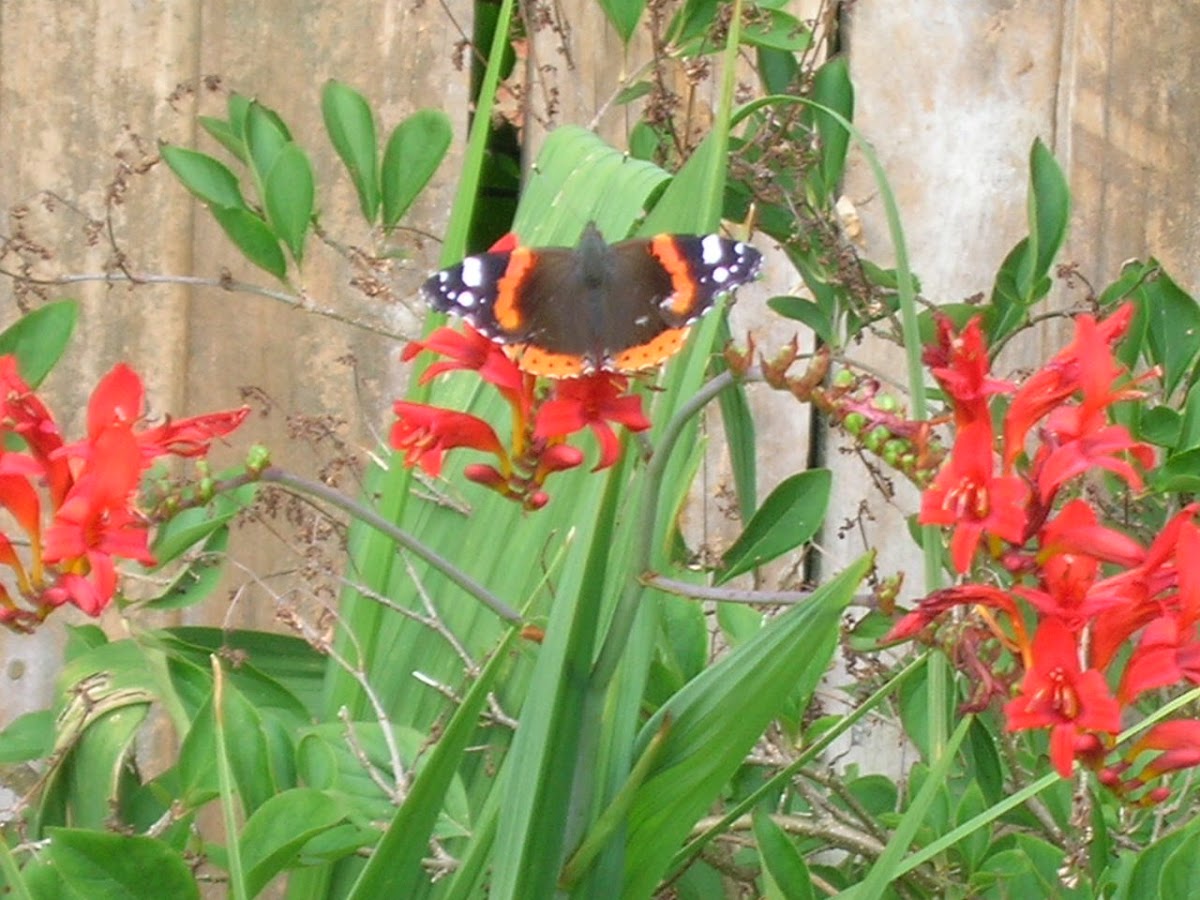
[59,364,249,469]
[390,401,505,477]
[1002,304,1135,472]
[1132,720,1200,779]
[883,583,1022,644]
[534,374,651,471]
[1004,618,1122,778]
[0,358,249,624]
[1013,500,1143,630]
[402,325,529,415]
[919,421,1030,572]
[924,315,1012,427]
[1119,615,1200,702]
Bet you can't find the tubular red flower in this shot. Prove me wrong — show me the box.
[1002,303,1136,472]
[924,315,1012,427]
[919,421,1029,572]
[1003,617,1122,778]
[390,401,505,477]
[1132,720,1200,779]
[534,374,650,471]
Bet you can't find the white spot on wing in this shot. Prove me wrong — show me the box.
[457,290,476,308]
[461,257,484,288]
[701,234,724,265]
[713,267,730,284]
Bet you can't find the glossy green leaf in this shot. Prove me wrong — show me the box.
[615,80,654,104]
[212,660,249,900]
[742,9,810,52]
[65,705,148,828]
[345,629,517,899]
[264,142,314,262]
[297,722,468,835]
[381,109,452,228]
[199,115,248,163]
[621,556,870,897]
[1136,405,1181,448]
[43,828,198,900]
[1113,817,1200,900]
[321,80,380,221]
[244,102,291,191]
[0,710,54,763]
[240,789,346,897]
[768,296,835,346]
[151,482,255,565]
[753,809,814,900]
[1150,446,1200,494]
[757,47,799,95]
[161,145,245,209]
[210,206,287,280]
[1139,264,1200,398]
[598,0,645,41]
[142,526,230,611]
[0,300,77,387]
[718,469,831,582]
[810,57,854,198]
[716,602,762,647]
[1022,138,1069,295]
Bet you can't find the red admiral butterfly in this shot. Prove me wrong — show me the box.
[421,223,762,378]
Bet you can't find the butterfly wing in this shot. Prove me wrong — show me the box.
[602,234,763,372]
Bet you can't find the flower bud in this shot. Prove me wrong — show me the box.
[843,412,867,435]
[463,464,508,489]
[864,425,890,453]
[539,443,586,473]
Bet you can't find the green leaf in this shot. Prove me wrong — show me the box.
[44,828,199,900]
[141,526,230,611]
[345,629,518,899]
[199,115,248,164]
[598,0,645,41]
[768,296,834,345]
[753,810,814,900]
[615,80,654,104]
[151,482,255,565]
[1139,264,1200,398]
[321,80,380,222]
[810,57,854,199]
[621,556,871,897]
[742,9,810,52]
[756,47,798,95]
[0,710,54,763]
[161,145,245,209]
[1150,446,1200,494]
[240,789,346,897]
[0,300,77,386]
[1114,817,1200,900]
[64,705,149,828]
[1137,405,1182,447]
[264,142,314,262]
[381,109,452,228]
[210,206,287,280]
[244,102,291,191]
[718,469,832,582]
[1022,138,1069,294]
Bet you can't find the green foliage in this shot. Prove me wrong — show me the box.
[10,4,1200,899]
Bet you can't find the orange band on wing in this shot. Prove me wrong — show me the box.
[493,247,536,332]
[507,344,591,378]
[611,327,690,373]
[649,235,697,318]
